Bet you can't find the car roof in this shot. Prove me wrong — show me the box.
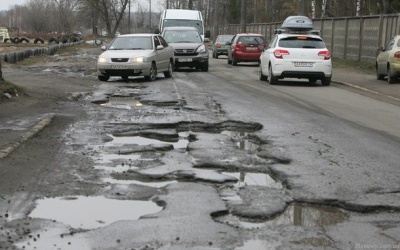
[276,33,322,39]
[163,26,198,31]
[117,33,156,37]
[235,33,263,36]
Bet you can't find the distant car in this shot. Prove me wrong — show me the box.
[226,33,266,66]
[96,33,175,81]
[376,35,400,84]
[162,26,209,72]
[212,34,234,58]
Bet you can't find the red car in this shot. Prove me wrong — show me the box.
[226,33,267,66]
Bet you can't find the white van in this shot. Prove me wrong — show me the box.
[156,9,210,41]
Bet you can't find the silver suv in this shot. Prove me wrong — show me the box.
[162,26,209,72]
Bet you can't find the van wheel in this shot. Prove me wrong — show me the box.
[201,62,209,72]
[376,63,384,80]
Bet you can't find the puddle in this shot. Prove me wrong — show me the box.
[100,97,144,109]
[16,227,91,250]
[235,239,277,250]
[29,196,163,229]
[222,172,282,189]
[221,131,260,151]
[214,204,347,229]
[107,133,189,149]
[103,177,177,188]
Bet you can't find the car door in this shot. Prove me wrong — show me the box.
[261,35,277,71]
[158,36,173,69]
[227,35,236,61]
[377,38,394,74]
[154,36,168,71]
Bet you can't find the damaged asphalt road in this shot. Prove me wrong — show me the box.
[0,45,400,249]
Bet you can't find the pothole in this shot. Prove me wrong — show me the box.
[103,177,177,188]
[222,172,283,189]
[29,196,163,229]
[214,203,347,229]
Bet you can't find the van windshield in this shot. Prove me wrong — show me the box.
[163,30,202,43]
[162,19,204,35]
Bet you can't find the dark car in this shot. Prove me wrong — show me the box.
[227,33,266,66]
[162,26,209,72]
[212,34,234,58]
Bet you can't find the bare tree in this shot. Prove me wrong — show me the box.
[24,0,53,32]
[84,0,130,36]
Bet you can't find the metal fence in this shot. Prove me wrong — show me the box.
[207,14,400,62]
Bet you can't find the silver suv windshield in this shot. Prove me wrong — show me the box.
[163,30,202,43]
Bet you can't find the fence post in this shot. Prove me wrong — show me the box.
[344,18,349,60]
[0,60,4,83]
[358,17,364,62]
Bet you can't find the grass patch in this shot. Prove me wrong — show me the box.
[332,57,375,74]
[0,80,25,100]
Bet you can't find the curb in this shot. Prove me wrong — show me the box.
[332,80,400,102]
[0,113,55,159]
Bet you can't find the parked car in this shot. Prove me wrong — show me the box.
[96,33,174,81]
[376,35,400,84]
[260,16,332,86]
[226,33,266,66]
[212,34,234,58]
[162,26,209,72]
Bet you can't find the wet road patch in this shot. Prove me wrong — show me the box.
[29,196,163,229]
[215,203,347,229]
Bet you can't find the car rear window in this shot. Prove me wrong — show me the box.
[238,36,264,45]
[217,35,234,42]
[279,36,326,49]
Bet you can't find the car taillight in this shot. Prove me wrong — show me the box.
[394,52,400,58]
[274,49,290,59]
[318,50,331,60]
[235,44,243,51]
[216,43,221,48]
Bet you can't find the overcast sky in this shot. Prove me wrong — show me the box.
[0,0,27,11]
[0,0,162,11]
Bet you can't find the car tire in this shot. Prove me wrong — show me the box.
[321,76,331,86]
[268,65,278,85]
[212,51,216,58]
[121,76,129,81]
[164,61,173,78]
[145,63,157,81]
[376,63,384,80]
[98,75,109,81]
[201,62,209,72]
[259,66,268,81]
[227,56,232,64]
[232,56,238,66]
[309,78,317,84]
[387,65,397,84]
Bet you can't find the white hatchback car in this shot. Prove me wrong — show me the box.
[97,34,174,81]
[260,33,332,86]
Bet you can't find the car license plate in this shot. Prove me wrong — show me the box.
[246,47,257,50]
[111,65,128,69]
[294,62,314,67]
[178,58,193,62]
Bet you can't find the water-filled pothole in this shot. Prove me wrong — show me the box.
[103,177,177,188]
[99,97,144,109]
[214,204,347,229]
[107,133,189,149]
[29,196,163,229]
[222,172,282,189]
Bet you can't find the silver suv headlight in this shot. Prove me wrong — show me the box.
[196,44,207,54]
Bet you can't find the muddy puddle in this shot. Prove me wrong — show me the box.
[214,203,347,229]
[29,196,163,229]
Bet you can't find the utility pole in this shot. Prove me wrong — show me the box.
[128,0,131,33]
[149,0,152,29]
[166,0,169,9]
[213,0,219,40]
[240,0,246,33]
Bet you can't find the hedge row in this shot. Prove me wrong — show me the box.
[0,41,84,64]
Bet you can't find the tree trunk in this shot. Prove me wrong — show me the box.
[0,60,5,83]
[381,0,391,14]
[240,0,246,33]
